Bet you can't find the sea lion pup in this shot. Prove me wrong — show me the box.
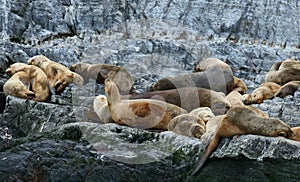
[69,62,134,94]
[105,79,188,130]
[27,55,84,94]
[288,127,300,142]
[153,57,234,94]
[92,95,114,123]
[189,107,215,123]
[265,59,300,85]
[167,114,206,138]
[242,82,281,104]
[6,62,51,101]
[122,87,231,115]
[3,71,35,99]
[275,81,300,98]
[191,106,295,176]
[226,91,269,118]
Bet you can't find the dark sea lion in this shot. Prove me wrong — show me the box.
[105,79,187,130]
[275,81,300,98]
[122,87,231,115]
[191,106,295,175]
[154,57,234,94]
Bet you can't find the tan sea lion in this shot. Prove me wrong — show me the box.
[275,81,300,98]
[6,62,51,101]
[265,59,300,85]
[122,87,231,115]
[69,62,134,94]
[93,95,114,123]
[191,106,295,175]
[242,82,281,104]
[3,71,35,99]
[27,55,84,94]
[289,127,300,142]
[154,57,234,94]
[227,91,269,118]
[105,79,187,130]
[167,114,206,138]
[189,107,215,123]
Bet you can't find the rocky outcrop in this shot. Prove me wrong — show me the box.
[1,0,300,181]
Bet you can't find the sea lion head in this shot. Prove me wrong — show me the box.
[269,118,295,138]
[5,62,28,76]
[27,55,47,66]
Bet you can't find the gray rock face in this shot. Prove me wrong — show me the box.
[1,0,300,181]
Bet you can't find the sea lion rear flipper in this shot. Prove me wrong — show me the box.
[191,133,221,176]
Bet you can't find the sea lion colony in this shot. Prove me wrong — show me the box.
[3,55,300,175]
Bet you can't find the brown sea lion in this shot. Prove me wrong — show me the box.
[154,57,234,94]
[275,81,300,98]
[189,107,215,123]
[93,95,114,123]
[122,87,231,115]
[242,82,281,104]
[167,114,206,138]
[231,76,247,94]
[27,55,84,94]
[226,91,269,118]
[3,71,35,99]
[105,79,187,130]
[191,106,295,175]
[6,62,51,101]
[265,59,300,85]
[69,62,134,94]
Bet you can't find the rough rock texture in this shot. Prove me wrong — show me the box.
[1,0,300,181]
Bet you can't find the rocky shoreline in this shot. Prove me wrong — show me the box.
[1,0,300,181]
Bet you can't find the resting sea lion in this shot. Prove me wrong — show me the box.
[167,114,206,138]
[242,82,281,104]
[265,59,300,85]
[27,55,84,94]
[189,107,215,123]
[191,106,295,175]
[154,57,234,94]
[6,62,51,101]
[226,91,269,118]
[69,62,134,94]
[231,76,247,94]
[122,87,231,115]
[288,127,300,142]
[105,79,187,130]
[3,71,35,99]
[275,81,300,98]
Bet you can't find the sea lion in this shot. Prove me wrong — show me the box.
[189,107,215,123]
[275,81,300,98]
[265,59,300,85]
[3,71,35,99]
[167,114,206,138]
[288,127,300,142]
[153,57,234,94]
[105,79,187,130]
[242,82,281,104]
[27,55,84,94]
[191,106,295,175]
[231,76,247,94]
[92,95,114,123]
[226,91,269,118]
[69,62,134,94]
[5,62,51,101]
[122,87,231,115]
